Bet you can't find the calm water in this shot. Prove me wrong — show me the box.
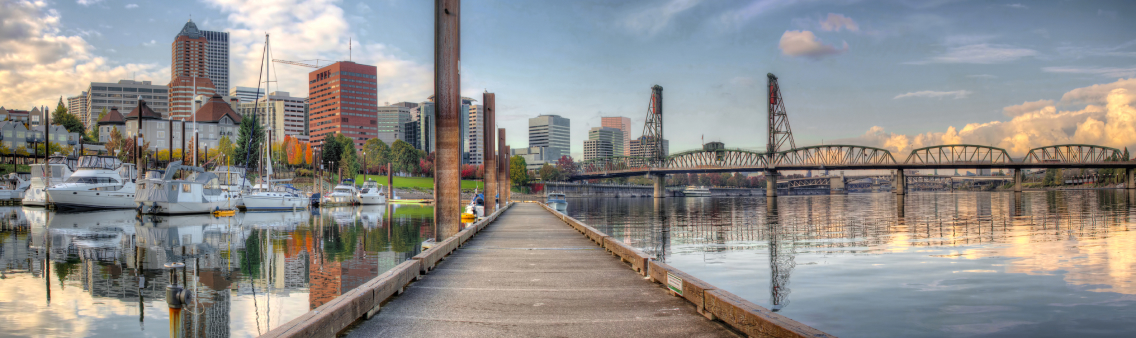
[0,205,436,337]
[568,190,1136,337]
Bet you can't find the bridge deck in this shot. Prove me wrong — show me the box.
[346,203,737,337]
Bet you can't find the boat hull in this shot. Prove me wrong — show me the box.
[243,195,307,211]
[23,187,48,207]
[359,193,386,205]
[139,200,232,215]
[48,186,137,210]
[323,194,359,206]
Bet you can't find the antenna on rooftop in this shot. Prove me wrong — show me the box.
[349,37,352,62]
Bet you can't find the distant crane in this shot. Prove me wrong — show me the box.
[271,59,331,69]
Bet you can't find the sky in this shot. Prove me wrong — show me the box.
[1,0,1135,160]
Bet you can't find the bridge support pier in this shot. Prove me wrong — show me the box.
[1126,168,1135,190]
[766,170,777,198]
[894,170,906,195]
[652,174,666,198]
[1013,169,1023,192]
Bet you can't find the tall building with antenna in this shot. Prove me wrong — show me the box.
[202,30,230,95]
[168,19,217,120]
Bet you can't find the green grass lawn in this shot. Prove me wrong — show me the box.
[354,174,486,190]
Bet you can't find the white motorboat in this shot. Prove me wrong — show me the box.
[243,183,307,211]
[323,179,360,205]
[545,192,567,212]
[358,179,387,205]
[23,156,75,207]
[683,186,712,197]
[135,161,240,214]
[465,189,485,218]
[0,172,30,202]
[47,156,138,210]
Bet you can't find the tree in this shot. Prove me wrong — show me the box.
[105,127,126,161]
[539,163,561,182]
[555,155,577,177]
[320,133,359,177]
[510,155,528,186]
[303,143,313,166]
[363,138,390,174]
[216,136,235,163]
[389,139,419,175]
[234,116,265,171]
[86,107,108,142]
[51,100,85,136]
[418,152,435,177]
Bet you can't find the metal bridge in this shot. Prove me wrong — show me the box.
[569,74,1136,196]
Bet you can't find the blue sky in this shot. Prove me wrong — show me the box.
[2,0,1135,158]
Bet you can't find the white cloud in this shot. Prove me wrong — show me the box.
[967,74,997,79]
[779,30,847,58]
[716,0,797,31]
[125,4,138,9]
[839,78,1136,157]
[1043,66,1136,79]
[1003,99,1053,117]
[202,0,431,104]
[622,0,703,37]
[1005,3,1027,9]
[893,90,971,100]
[76,0,103,6]
[1059,78,1136,105]
[0,0,165,109]
[819,13,858,32]
[910,44,1037,64]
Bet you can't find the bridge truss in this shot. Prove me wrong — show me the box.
[772,145,897,167]
[1023,144,1126,164]
[905,144,1012,165]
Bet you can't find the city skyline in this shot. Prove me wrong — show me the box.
[1,1,1134,160]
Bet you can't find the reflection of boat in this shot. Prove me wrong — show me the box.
[239,209,309,230]
[47,156,137,210]
[357,205,388,228]
[358,179,386,205]
[421,238,436,250]
[212,166,252,208]
[323,179,360,205]
[546,192,567,212]
[135,161,240,214]
[0,172,30,202]
[683,186,712,197]
[390,199,431,205]
[23,156,75,207]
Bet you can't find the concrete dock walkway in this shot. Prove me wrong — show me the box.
[346,203,738,337]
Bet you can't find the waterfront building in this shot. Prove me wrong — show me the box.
[630,135,669,164]
[583,139,613,161]
[307,61,377,151]
[67,93,87,124]
[82,80,169,128]
[404,120,420,149]
[169,20,217,121]
[601,116,631,156]
[96,107,125,143]
[0,122,73,152]
[529,115,570,163]
[259,91,307,140]
[588,127,623,158]
[511,146,548,170]
[468,103,485,165]
[201,30,230,95]
[229,86,266,103]
[417,101,435,152]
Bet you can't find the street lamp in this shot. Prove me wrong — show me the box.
[363,151,367,182]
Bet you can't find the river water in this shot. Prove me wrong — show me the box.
[0,205,435,337]
[4,191,1135,337]
[567,190,1136,337]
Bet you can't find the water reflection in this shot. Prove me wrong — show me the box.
[568,191,1136,337]
[0,204,434,337]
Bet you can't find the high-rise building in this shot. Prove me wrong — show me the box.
[377,105,413,145]
[307,61,377,151]
[461,97,475,164]
[467,103,485,165]
[83,80,170,128]
[260,91,306,140]
[201,30,230,96]
[169,20,217,121]
[67,93,87,125]
[229,86,266,103]
[417,101,435,152]
[583,139,613,161]
[588,127,623,158]
[528,115,570,163]
[630,135,669,164]
[601,116,631,156]
[511,146,548,170]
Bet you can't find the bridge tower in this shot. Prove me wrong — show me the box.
[765,74,796,197]
[642,85,667,198]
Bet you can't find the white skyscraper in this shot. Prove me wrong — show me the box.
[202,30,230,96]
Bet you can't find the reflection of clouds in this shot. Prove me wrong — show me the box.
[942,321,1035,335]
[1047,294,1136,307]
[971,226,1136,295]
[0,274,152,337]
[940,305,1015,314]
[900,278,973,292]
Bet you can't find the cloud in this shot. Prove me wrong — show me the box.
[1043,66,1136,79]
[622,0,703,37]
[1005,3,1027,9]
[837,78,1136,157]
[893,90,971,100]
[819,13,858,32]
[909,43,1037,64]
[967,74,997,79]
[202,0,432,104]
[1059,78,1136,105]
[125,4,138,9]
[1002,99,1053,117]
[76,0,103,5]
[716,0,797,31]
[779,30,847,58]
[0,0,166,109]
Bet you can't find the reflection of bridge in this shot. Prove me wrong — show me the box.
[569,74,1136,197]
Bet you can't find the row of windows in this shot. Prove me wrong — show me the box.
[91,87,167,93]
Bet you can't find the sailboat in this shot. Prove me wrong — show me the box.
[240,34,307,212]
[134,161,240,214]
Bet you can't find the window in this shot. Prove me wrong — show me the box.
[183,183,192,193]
